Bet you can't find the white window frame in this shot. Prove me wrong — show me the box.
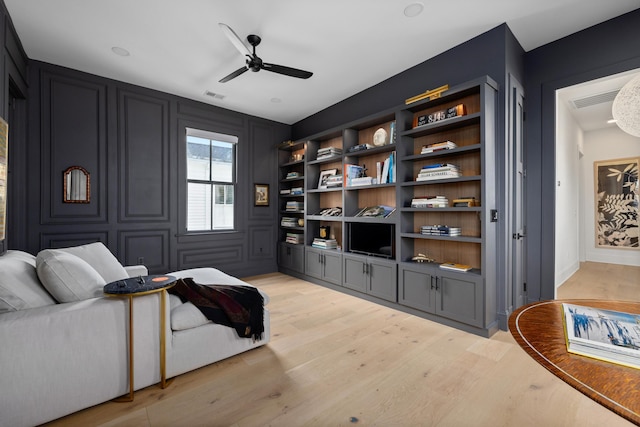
[186,127,238,232]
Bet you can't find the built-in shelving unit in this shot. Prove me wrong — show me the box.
[277,76,499,336]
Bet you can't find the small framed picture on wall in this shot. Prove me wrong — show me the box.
[254,183,269,206]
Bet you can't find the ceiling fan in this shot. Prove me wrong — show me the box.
[218,23,313,83]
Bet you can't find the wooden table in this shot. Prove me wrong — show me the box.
[509,299,640,425]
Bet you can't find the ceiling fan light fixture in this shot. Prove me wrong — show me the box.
[404,2,424,18]
[612,73,640,137]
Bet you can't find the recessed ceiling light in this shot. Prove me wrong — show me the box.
[607,118,617,124]
[271,98,282,103]
[404,2,424,18]
[204,90,225,100]
[111,46,130,57]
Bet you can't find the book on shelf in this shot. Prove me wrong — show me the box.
[452,197,479,207]
[285,233,304,244]
[312,238,338,249]
[411,196,449,208]
[421,140,457,154]
[317,147,342,160]
[562,303,640,369]
[285,201,303,212]
[280,189,291,195]
[439,262,472,272]
[378,151,396,184]
[416,170,461,181]
[280,217,299,228]
[355,205,396,218]
[315,207,342,216]
[350,176,375,186]
[290,187,304,195]
[347,144,374,153]
[286,171,301,179]
[344,164,365,187]
[389,121,396,144]
[325,174,343,188]
[421,225,461,236]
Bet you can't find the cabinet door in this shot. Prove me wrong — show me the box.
[368,258,397,302]
[322,251,342,285]
[342,254,367,292]
[435,272,484,327]
[289,244,305,274]
[398,264,435,312]
[305,247,324,280]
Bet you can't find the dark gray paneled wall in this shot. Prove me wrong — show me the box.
[20,60,290,277]
[524,8,640,302]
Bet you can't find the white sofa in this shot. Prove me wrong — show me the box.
[0,244,270,427]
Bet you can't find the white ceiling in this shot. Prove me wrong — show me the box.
[4,0,640,125]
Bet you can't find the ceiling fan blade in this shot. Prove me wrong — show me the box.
[262,63,313,79]
[218,23,252,57]
[219,66,248,83]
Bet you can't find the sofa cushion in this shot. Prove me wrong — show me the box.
[171,302,211,331]
[0,251,56,313]
[55,242,129,284]
[36,250,106,303]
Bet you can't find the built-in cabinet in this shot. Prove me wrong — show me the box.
[277,76,498,336]
[343,253,397,302]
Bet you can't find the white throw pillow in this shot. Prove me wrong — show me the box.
[56,242,129,284]
[36,250,106,303]
[170,302,211,331]
[0,251,56,313]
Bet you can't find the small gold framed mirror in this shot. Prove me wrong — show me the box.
[63,166,90,203]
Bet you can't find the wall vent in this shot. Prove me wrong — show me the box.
[204,91,225,100]
[570,90,619,109]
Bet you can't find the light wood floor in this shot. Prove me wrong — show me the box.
[46,262,638,427]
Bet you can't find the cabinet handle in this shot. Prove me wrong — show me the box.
[435,277,439,291]
[430,276,435,290]
[362,263,366,274]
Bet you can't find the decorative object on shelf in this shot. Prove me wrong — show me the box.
[63,166,90,203]
[319,225,330,239]
[298,218,304,227]
[278,140,295,148]
[373,127,388,146]
[593,157,639,249]
[405,84,449,104]
[254,183,269,206]
[411,253,434,263]
[413,104,465,128]
[612,73,640,137]
[562,303,640,369]
[290,153,304,162]
[0,117,7,243]
[318,169,338,189]
[355,205,396,218]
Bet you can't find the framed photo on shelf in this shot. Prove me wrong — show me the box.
[254,183,269,206]
[594,157,639,249]
[317,169,337,189]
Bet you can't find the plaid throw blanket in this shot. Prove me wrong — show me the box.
[169,277,264,341]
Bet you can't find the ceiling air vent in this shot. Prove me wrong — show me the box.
[204,91,225,100]
[570,89,619,109]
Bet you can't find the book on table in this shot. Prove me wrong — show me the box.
[562,303,640,369]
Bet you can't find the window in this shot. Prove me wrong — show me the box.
[186,128,237,231]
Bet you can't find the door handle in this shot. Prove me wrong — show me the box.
[512,233,524,240]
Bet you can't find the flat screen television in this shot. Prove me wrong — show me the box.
[348,222,395,258]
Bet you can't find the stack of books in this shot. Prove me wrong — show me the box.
[312,238,338,249]
[452,197,478,207]
[416,163,461,181]
[280,189,291,195]
[411,196,448,208]
[344,164,365,187]
[317,147,342,160]
[347,143,374,153]
[421,225,461,236]
[421,140,457,154]
[290,187,304,195]
[350,176,375,186]
[315,207,342,216]
[375,151,396,184]
[280,217,299,228]
[286,171,301,179]
[285,233,304,245]
[285,201,303,212]
[325,174,343,188]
